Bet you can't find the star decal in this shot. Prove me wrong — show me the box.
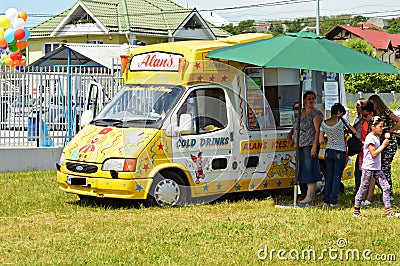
[290,180,295,186]
[135,184,143,192]
[276,180,282,187]
[250,183,256,190]
[195,62,201,69]
[236,184,242,191]
[263,182,269,188]
[143,164,149,171]
[157,142,164,150]
[347,170,352,177]
[216,182,222,190]
[209,75,215,82]
[221,75,228,82]
[203,184,209,191]
[197,75,203,81]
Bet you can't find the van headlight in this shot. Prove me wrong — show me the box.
[102,158,137,172]
[59,152,66,166]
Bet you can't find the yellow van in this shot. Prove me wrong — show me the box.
[56,34,354,206]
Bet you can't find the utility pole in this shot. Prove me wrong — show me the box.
[316,0,320,35]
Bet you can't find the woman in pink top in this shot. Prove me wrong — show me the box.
[353,116,400,218]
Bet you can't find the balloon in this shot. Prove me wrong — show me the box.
[18,11,28,21]
[21,28,30,41]
[0,15,11,29]
[5,57,12,66]
[0,36,6,47]
[16,40,28,50]
[8,45,18,52]
[14,29,25,40]
[13,18,25,30]
[16,51,22,60]
[4,28,15,43]
[5,8,18,23]
[0,27,4,36]
[9,52,17,60]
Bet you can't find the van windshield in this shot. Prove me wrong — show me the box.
[93,84,184,128]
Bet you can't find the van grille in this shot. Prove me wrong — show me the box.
[66,162,98,174]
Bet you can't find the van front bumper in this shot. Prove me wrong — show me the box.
[57,171,153,200]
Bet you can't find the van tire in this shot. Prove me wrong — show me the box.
[147,171,190,207]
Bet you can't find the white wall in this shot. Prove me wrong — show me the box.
[0,147,63,172]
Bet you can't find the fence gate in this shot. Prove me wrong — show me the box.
[0,64,123,147]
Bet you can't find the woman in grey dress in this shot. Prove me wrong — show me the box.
[287,91,323,203]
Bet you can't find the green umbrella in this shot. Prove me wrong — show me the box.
[208,31,400,74]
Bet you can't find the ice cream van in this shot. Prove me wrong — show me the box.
[56,33,354,206]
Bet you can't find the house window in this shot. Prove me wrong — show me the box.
[44,43,59,54]
[87,40,103,44]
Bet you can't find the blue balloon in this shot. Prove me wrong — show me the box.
[4,28,15,43]
[22,27,30,41]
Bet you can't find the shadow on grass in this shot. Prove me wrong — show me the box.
[67,196,147,209]
[64,184,388,210]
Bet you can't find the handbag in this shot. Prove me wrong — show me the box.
[340,117,362,156]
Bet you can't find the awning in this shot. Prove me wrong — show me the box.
[29,43,137,69]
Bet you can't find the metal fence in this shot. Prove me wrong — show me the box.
[0,64,123,147]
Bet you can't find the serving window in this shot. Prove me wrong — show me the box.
[244,68,339,129]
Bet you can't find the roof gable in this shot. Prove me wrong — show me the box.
[51,2,109,36]
[30,0,230,38]
[324,24,399,50]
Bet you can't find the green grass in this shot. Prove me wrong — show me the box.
[1,159,400,265]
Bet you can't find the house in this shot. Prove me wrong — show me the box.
[324,24,400,65]
[366,18,389,29]
[254,22,273,33]
[28,0,230,65]
[357,21,382,31]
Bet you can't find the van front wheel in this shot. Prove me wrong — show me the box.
[147,172,189,207]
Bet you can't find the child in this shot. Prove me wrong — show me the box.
[353,116,400,218]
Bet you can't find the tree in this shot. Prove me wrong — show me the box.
[221,23,236,35]
[270,23,284,36]
[342,39,400,93]
[385,18,400,34]
[221,20,256,35]
[341,38,375,57]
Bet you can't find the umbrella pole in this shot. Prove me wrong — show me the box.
[293,70,303,206]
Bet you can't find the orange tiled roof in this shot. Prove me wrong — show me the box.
[325,24,400,50]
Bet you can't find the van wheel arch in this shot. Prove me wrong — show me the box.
[147,169,191,207]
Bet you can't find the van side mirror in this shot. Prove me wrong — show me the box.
[81,110,94,127]
[178,113,193,134]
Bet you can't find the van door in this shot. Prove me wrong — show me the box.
[170,86,234,196]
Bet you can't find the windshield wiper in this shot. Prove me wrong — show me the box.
[90,118,123,126]
[112,118,159,127]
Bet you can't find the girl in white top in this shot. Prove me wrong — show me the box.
[319,103,356,207]
[353,116,400,218]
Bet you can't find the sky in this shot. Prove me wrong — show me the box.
[0,0,398,27]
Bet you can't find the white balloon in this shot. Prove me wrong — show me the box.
[5,8,18,23]
[13,18,25,30]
